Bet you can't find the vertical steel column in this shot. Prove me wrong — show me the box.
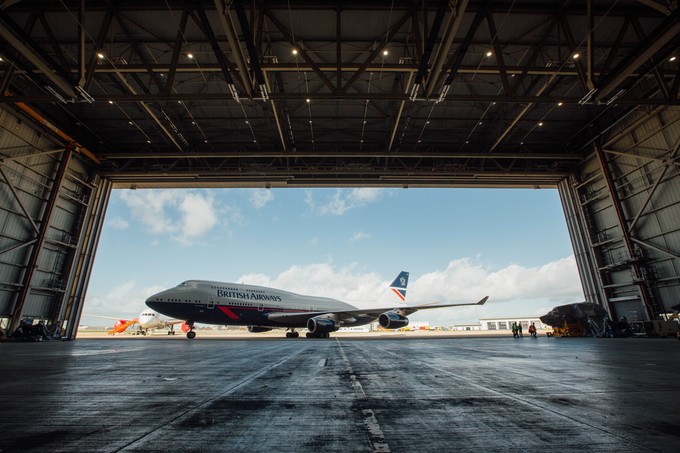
[60,177,111,340]
[595,142,654,319]
[8,148,72,332]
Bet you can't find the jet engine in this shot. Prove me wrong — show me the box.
[379,312,409,329]
[113,319,129,330]
[307,317,339,334]
[248,326,273,333]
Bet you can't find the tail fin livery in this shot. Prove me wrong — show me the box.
[389,271,409,303]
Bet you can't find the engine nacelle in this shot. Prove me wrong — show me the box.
[307,317,339,334]
[379,312,409,329]
[113,319,129,330]
[247,326,273,333]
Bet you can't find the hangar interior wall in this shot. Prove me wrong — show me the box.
[0,106,105,337]
[560,106,680,322]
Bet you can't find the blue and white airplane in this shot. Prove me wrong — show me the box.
[145,271,488,339]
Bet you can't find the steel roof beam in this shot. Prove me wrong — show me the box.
[212,0,252,96]
[263,8,336,93]
[99,151,582,160]
[595,7,680,101]
[0,9,76,99]
[340,11,412,94]
[3,93,680,105]
[163,9,189,95]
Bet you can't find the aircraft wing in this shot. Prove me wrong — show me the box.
[266,296,488,325]
[107,318,138,334]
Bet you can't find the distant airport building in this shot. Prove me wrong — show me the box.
[480,317,546,331]
[451,323,482,331]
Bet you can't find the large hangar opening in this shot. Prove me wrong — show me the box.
[0,1,679,339]
[81,187,580,333]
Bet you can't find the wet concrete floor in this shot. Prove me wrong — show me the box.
[1,336,678,452]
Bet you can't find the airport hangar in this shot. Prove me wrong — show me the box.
[0,0,679,339]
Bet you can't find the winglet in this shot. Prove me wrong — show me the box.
[477,296,489,305]
[389,271,409,303]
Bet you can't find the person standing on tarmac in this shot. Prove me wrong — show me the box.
[518,322,523,338]
[511,322,518,338]
[528,322,537,338]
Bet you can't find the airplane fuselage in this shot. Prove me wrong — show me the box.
[146,280,364,328]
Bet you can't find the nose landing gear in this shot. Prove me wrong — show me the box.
[285,329,300,338]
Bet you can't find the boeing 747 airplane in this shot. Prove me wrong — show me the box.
[146,272,487,339]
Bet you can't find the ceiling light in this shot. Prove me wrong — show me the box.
[306,98,310,103]
[204,140,208,143]
[146,140,151,144]
[558,102,563,106]
[670,56,677,62]
[538,122,544,127]
[128,121,133,125]
[187,53,194,59]
[572,53,580,59]
[108,100,113,104]
[97,52,105,59]
[292,48,298,55]
[0,57,4,62]
[245,120,249,124]
[382,50,389,56]
[486,51,493,57]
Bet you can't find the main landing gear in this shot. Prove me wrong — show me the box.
[285,329,300,338]
[184,321,196,339]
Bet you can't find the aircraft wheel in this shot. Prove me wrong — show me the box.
[306,332,314,338]
[293,332,300,338]
[186,331,196,339]
[285,332,293,338]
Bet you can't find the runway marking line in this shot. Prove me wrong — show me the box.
[336,338,391,453]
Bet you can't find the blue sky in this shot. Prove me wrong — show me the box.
[83,188,584,326]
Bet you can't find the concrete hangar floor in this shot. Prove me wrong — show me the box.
[1,336,678,452]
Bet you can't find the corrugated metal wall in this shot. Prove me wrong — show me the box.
[560,106,680,322]
[0,106,105,338]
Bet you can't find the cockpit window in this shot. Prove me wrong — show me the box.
[177,282,188,287]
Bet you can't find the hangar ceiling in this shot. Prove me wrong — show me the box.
[0,0,678,188]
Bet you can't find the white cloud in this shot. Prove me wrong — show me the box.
[237,257,584,325]
[83,280,166,325]
[250,189,274,209]
[349,231,371,242]
[118,189,219,245]
[305,188,390,215]
[108,217,129,230]
[177,193,217,245]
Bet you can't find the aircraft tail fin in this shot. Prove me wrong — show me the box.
[389,271,409,303]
